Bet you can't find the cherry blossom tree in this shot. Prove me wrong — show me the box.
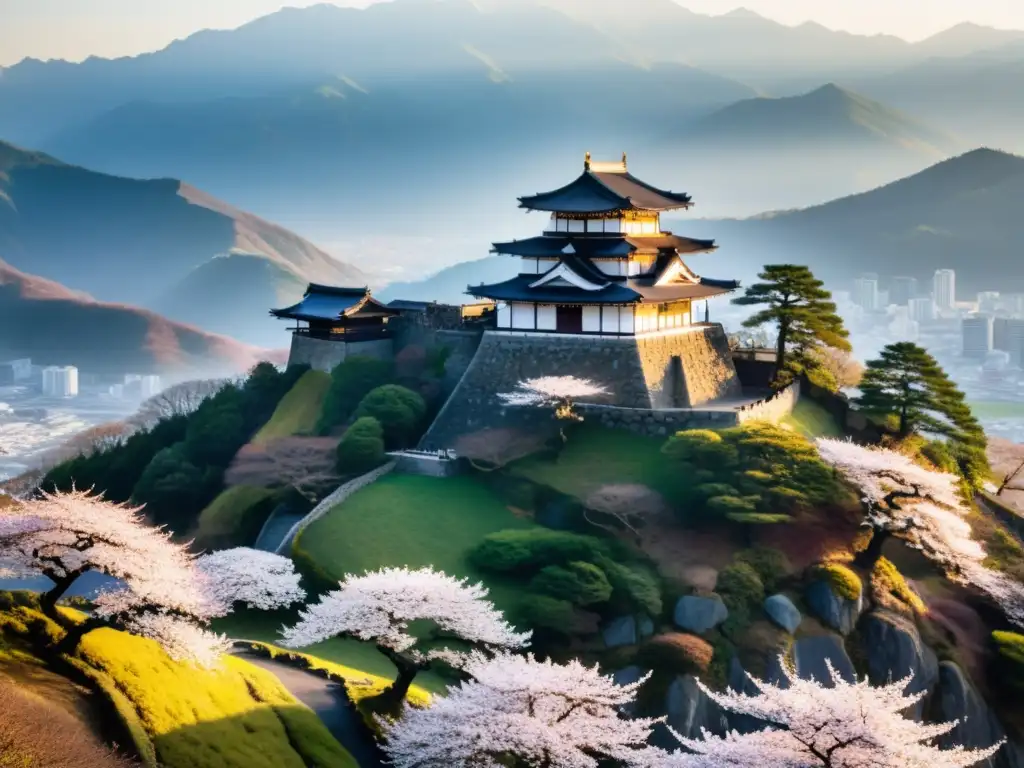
[0,490,305,664]
[584,483,668,538]
[816,439,1024,627]
[382,652,658,768]
[280,566,531,710]
[499,376,610,440]
[654,659,1003,767]
[223,437,340,502]
[129,378,229,427]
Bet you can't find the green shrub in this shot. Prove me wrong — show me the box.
[636,633,714,676]
[353,385,427,449]
[811,562,863,601]
[736,547,791,593]
[602,561,663,617]
[993,631,1024,694]
[335,417,387,475]
[530,562,612,607]
[716,563,765,612]
[468,529,610,575]
[519,595,575,634]
[317,356,395,435]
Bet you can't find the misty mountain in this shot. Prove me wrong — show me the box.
[0,141,362,345]
[673,148,1024,297]
[856,46,1024,152]
[0,260,278,378]
[655,84,959,216]
[41,65,755,233]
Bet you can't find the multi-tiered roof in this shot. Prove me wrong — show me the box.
[469,154,738,308]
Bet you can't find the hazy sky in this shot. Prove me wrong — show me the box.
[2,0,1024,66]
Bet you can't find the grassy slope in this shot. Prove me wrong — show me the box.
[192,485,276,550]
[509,423,685,501]
[0,598,356,768]
[253,370,332,444]
[783,398,844,439]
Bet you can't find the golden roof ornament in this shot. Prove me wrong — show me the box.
[584,151,592,171]
[622,152,628,168]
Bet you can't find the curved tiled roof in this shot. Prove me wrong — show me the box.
[518,168,693,214]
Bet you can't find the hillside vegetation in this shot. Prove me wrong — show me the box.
[254,370,332,444]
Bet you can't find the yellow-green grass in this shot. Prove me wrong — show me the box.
[508,422,685,500]
[0,596,356,768]
[192,485,276,550]
[246,641,431,709]
[783,398,844,439]
[76,628,357,768]
[254,370,332,444]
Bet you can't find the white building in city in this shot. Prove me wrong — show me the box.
[908,297,936,323]
[42,366,79,398]
[978,291,1001,314]
[962,315,994,360]
[933,269,956,311]
[887,305,920,342]
[853,275,880,311]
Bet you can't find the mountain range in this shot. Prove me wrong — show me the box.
[382,148,1024,304]
[0,259,277,378]
[0,141,362,346]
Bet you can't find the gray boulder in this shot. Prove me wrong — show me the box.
[639,615,655,639]
[674,595,728,634]
[664,675,728,742]
[603,616,638,648]
[936,662,1023,768]
[764,594,802,633]
[792,634,855,687]
[805,577,863,635]
[861,611,938,720]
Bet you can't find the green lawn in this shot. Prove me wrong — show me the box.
[508,423,684,501]
[295,474,535,616]
[783,398,844,439]
[254,370,332,444]
[192,485,276,550]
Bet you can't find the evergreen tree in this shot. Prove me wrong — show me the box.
[856,342,988,485]
[732,265,850,389]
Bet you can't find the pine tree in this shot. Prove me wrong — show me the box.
[732,265,850,390]
[856,343,987,482]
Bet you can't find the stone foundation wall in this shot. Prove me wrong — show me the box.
[637,325,742,407]
[578,404,740,437]
[419,325,741,450]
[391,452,461,478]
[735,380,800,424]
[287,334,394,373]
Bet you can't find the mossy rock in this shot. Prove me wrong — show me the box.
[871,557,926,616]
[636,633,714,677]
[810,562,862,601]
[992,631,1024,694]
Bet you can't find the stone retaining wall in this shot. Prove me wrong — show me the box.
[736,380,800,424]
[274,462,395,554]
[391,452,461,477]
[287,334,393,373]
[419,326,741,450]
[578,404,740,437]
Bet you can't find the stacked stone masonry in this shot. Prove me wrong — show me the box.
[287,334,393,373]
[419,325,744,450]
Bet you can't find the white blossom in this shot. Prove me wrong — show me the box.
[498,376,609,421]
[816,439,1024,626]
[0,491,304,665]
[382,652,658,768]
[280,566,530,663]
[652,659,1003,768]
[196,547,306,613]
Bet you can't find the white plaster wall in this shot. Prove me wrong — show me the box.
[537,304,557,331]
[602,306,621,333]
[620,309,635,334]
[567,219,585,233]
[521,257,541,275]
[582,306,601,333]
[497,303,512,328]
[594,260,626,276]
[511,303,535,329]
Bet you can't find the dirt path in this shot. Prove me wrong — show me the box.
[234,651,384,768]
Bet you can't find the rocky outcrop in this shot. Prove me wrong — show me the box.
[603,616,638,648]
[805,578,864,635]
[936,662,1023,768]
[792,634,855,687]
[861,611,938,720]
[764,594,802,634]
[674,596,729,634]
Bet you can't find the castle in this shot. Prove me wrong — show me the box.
[273,155,782,448]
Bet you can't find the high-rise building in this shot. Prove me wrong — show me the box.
[908,297,936,323]
[1003,294,1024,317]
[962,315,994,360]
[41,366,79,398]
[978,291,1001,314]
[933,269,956,311]
[889,276,918,307]
[888,306,919,342]
[853,275,880,311]
[995,318,1024,367]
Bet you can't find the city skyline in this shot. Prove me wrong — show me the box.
[2,0,1024,66]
